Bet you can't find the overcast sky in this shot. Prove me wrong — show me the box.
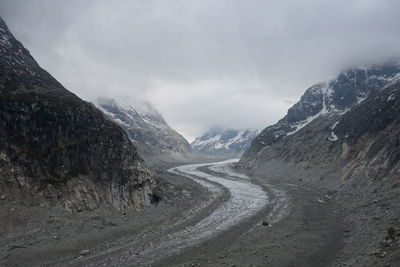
[1,0,400,141]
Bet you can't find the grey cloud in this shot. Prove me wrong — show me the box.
[1,0,400,140]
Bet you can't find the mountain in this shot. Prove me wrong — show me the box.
[0,17,154,212]
[239,61,400,265]
[95,98,194,166]
[241,61,400,169]
[192,128,259,159]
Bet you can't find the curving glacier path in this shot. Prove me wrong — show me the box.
[82,159,289,266]
[167,159,268,241]
[125,159,282,265]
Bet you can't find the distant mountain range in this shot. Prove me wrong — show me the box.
[96,98,194,166]
[191,128,259,159]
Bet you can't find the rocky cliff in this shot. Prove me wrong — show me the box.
[0,17,154,212]
[96,98,194,166]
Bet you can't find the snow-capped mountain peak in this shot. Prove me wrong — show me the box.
[244,60,400,159]
[191,128,259,158]
[95,98,193,164]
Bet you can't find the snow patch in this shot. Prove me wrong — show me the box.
[357,94,368,104]
[331,121,340,130]
[387,94,396,102]
[328,121,340,142]
[328,132,339,142]
[286,110,324,136]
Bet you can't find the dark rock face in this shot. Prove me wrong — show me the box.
[332,82,400,181]
[0,17,153,212]
[96,98,193,166]
[191,128,259,159]
[241,61,400,169]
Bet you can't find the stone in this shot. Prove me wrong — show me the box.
[80,249,90,256]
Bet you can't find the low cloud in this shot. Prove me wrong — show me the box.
[1,0,400,139]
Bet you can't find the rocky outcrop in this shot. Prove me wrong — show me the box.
[0,17,154,212]
[191,128,259,159]
[332,82,400,182]
[96,98,194,166]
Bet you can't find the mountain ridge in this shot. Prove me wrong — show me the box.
[0,17,154,212]
[96,98,194,167]
[238,61,400,265]
[192,128,259,159]
[241,61,400,167]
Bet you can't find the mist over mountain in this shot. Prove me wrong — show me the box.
[239,60,400,265]
[1,1,400,266]
[95,98,195,167]
[0,17,153,212]
[241,60,400,161]
[2,0,400,139]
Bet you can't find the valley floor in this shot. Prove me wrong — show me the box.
[158,165,344,267]
[2,160,396,266]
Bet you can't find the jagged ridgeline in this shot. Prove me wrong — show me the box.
[191,128,259,159]
[96,98,194,166]
[240,61,400,183]
[0,17,154,212]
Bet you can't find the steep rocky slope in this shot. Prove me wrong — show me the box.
[239,63,400,266]
[96,98,194,166]
[0,17,153,212]
[192,128,259,159]
[241,61,400,170]
[240,80,400,183]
